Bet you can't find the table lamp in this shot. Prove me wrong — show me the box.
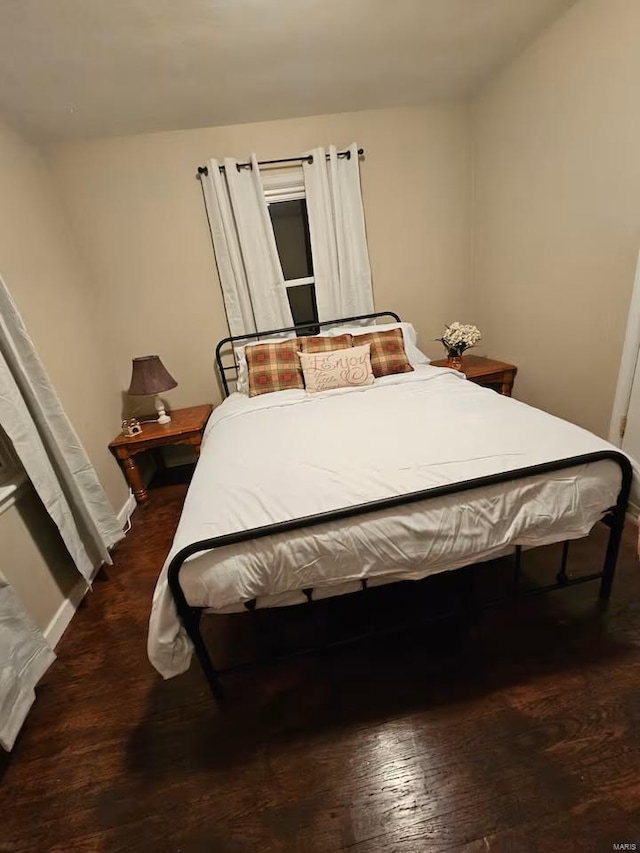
[127,355,177,424]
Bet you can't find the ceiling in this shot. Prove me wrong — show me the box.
[0,0,577,142]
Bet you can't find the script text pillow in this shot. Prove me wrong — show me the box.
[297,333,353,354]
[351,328,413,378]
[298,344,374,393]
[246,339,304,397]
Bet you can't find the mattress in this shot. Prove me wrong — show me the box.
[148,365,631,679]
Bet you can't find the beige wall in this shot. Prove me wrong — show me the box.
[47,104,472,408]
[0,119,128,508]
[472,0,640,436]
[1,490,79,633]
[0,117,129,630]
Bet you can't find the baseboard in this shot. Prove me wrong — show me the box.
[117,490,137,531]
[44,491,137,649]
[44,578,88,649]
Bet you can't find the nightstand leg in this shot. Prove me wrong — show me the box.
[122,455,148,504]
[500,370,516,396]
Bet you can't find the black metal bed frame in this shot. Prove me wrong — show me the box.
[167,312,633,700]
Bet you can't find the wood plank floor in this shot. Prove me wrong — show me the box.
[2,481,640,852]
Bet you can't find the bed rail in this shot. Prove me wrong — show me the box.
[167,449,633,700]
[215,310,401,397]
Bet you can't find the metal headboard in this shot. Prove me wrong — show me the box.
[215,311,402,397]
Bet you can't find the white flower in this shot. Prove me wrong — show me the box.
[438,322,482,354]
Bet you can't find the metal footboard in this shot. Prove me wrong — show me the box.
[167,450,633,700]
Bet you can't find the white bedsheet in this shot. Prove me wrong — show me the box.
[148,366,633,679]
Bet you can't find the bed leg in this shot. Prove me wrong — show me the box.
[513,546,522,596]
[360,579,375,635]
[460,567,481,639]
[244,599,273,661]
[184,608,224,701]
[599,510,626,604]
[303,588,329,649]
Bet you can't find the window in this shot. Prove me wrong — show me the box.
[269,198,318,331]
[263,169,318,333]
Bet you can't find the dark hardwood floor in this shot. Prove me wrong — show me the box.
[2,481,640,852]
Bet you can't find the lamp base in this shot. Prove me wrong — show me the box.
[155,396,171,424]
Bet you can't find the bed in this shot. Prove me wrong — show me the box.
[148,312,635,696]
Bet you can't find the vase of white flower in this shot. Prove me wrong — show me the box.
[436,322,482,371]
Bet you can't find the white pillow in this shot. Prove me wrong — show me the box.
[298,343,374,393]
[326,322,429,366]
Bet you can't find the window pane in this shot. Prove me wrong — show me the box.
[269,199,313,281]
[287,283,318,334]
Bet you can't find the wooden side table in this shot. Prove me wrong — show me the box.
[432,355,517,396]
[109,404,213,505]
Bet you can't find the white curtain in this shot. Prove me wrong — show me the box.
[0,576,55,751]
[0,276,123,578]
[0,273,123,750]
[201,154,293,335]
[303,142,374,321]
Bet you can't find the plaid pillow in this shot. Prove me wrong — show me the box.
[246,339,305,397]
[352,328,414,378]
[297,334,353,354]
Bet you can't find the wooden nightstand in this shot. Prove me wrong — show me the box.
[109,404,213,505]
[432,355,517,397]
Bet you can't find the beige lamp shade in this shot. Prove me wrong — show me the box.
[127,356,177,396]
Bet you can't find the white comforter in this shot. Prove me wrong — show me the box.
[148,366,630,678]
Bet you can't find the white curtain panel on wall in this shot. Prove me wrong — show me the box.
[0,275,123,581]
[303,142,374,321]
[0,273,124,750]
[201,154,293,335]
[0,575,56,751]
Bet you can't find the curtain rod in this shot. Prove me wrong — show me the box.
[196,148,364,178]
